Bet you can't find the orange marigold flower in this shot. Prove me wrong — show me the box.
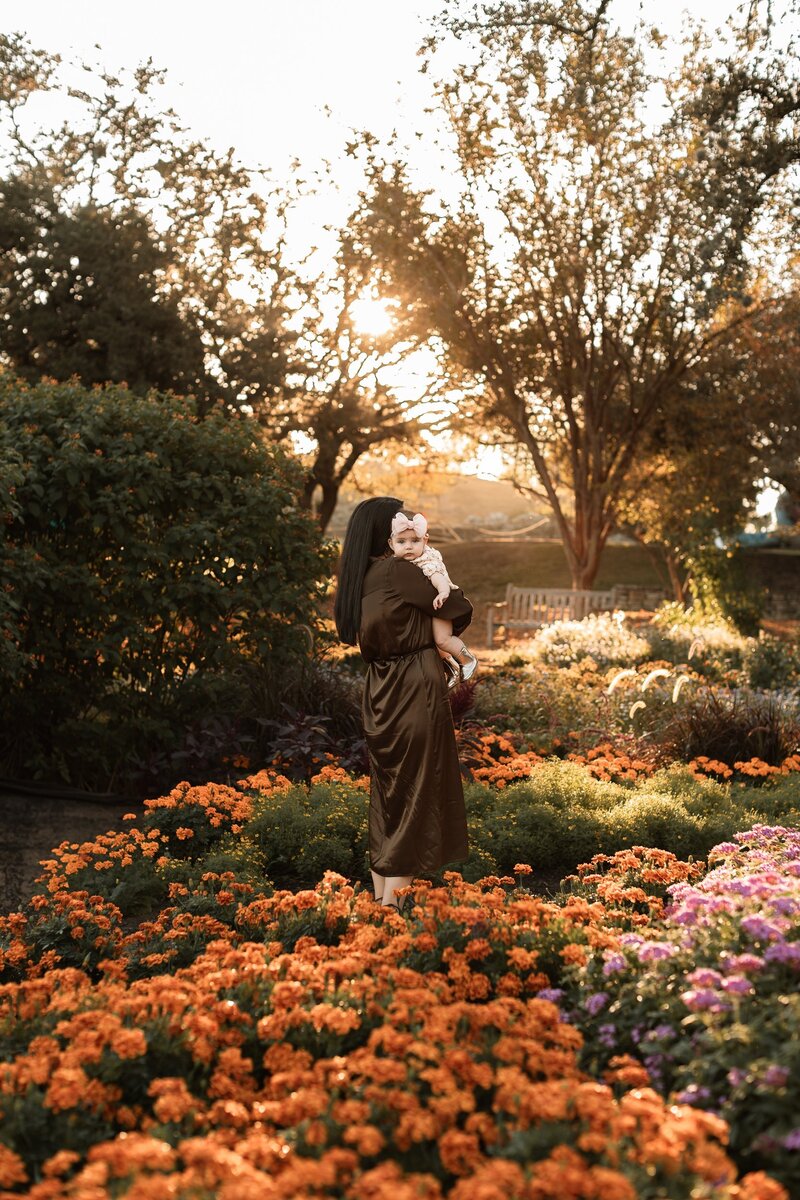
[0,1146,28,1187]
[437,1129,484,1177]
[733,1171,790,1200]
[149,1077,198,1125]
[604,1055,650,1089]
[560,943,588,966]
[343,1124,386,1157]
[45,1066,89,1112]
[111,1027,147,1060]
[41,1149,81,1178]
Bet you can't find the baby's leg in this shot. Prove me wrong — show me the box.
[433,617,479,683]
[432,616,464,658]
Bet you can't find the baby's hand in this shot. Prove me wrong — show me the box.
[433,590,450,610]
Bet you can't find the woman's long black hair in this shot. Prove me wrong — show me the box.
[334,496,403,645]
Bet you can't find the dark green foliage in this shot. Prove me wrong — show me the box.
[743,635,800,692]
[686,547,764,636]
[660,690,800,769]
[0,189,205,394]
[252,660,368,779]
[0,377,334,791]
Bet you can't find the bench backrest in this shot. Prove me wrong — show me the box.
[504,585,615,623]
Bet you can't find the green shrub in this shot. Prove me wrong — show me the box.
[647,602,748,678]
[464,762,768,879]
[742,634,800,691]
[472,663,612,744]
[0,377,334,791]
[236,765,800,886]
[684,546,764,636]
[246,781,370,884]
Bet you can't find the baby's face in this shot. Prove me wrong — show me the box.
[390,529,427,560]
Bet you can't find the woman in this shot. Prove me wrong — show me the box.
[334,496,474,910]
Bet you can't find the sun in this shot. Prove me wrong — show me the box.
[350,295,395,336]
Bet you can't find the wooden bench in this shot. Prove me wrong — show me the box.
[486,586,616,647]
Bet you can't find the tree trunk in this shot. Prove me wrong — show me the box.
[316,483,339,533]
[665,552,686,603]
[299,476,317,511]
[564,503,607,590]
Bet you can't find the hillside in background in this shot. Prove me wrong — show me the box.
[330,470,548,534]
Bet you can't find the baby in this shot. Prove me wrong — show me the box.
[389,510,478,687]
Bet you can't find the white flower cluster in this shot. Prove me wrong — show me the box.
[527,611,651,668]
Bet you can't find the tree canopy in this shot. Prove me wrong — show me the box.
[347,0,800,585]
[0,35,293,412]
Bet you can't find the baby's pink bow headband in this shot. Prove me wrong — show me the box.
[391,511,428,537]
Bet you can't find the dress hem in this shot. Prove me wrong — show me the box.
[370,847,469,876]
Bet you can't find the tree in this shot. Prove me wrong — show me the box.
[266,244,433,531]
[0,185,205,392]
[618,290,800,599]
[0,34,293,412]
[347,0,800,587]
[0,35,433,531]
[617,368,758,601]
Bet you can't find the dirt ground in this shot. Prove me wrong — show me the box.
[0,789,143,913]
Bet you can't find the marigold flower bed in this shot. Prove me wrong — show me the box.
[0,791,793,1198]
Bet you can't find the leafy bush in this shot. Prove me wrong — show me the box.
[570,827,800,1191]
[0,378,334,791]
[684,546,764,636]
[245,777,371,883]
[472,660,615,745]
[527,612,652,669]
[742,634,800,692]
[647,602,749,678]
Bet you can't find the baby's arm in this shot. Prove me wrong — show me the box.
[429,568,452,610]
[414,547,454,609]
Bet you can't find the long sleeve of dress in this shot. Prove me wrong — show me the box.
[389,557,473,638]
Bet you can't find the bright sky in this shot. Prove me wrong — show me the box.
[7,0,741,186]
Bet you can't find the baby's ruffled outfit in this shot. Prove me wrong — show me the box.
[408,543,477,687]
[413,545,456,589]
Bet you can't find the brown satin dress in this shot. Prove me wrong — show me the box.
[359,555,473,875]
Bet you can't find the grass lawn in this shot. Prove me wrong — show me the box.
[440,539,669,644]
